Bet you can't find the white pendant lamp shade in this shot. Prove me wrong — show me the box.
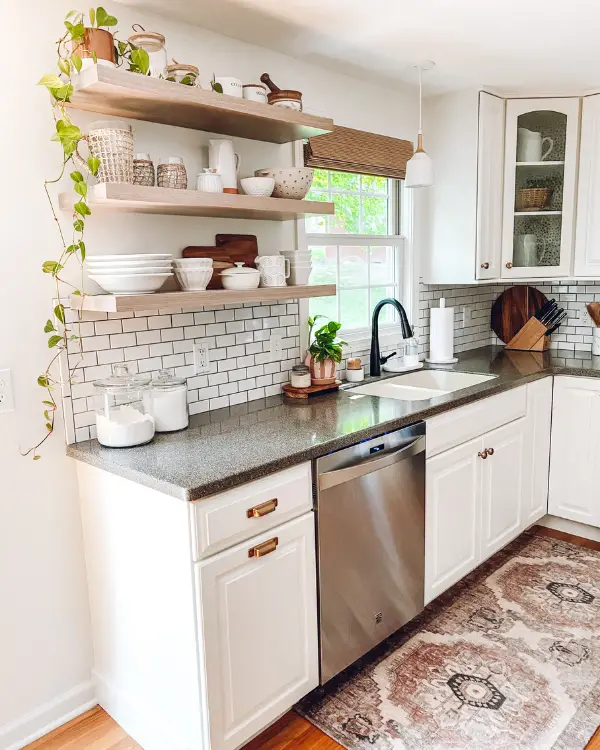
[405,65,434,189]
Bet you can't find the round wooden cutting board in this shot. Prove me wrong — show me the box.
[490,286,549,344]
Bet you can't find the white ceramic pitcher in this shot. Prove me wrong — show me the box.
[255,255,290,287]
[208,139,240,193]
[514,234,547,267]
[517,128,554,162]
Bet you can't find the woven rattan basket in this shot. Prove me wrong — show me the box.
[516,187,553,212]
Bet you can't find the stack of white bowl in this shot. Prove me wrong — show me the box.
[172,257,213,291]
[86,254,173,295]
[280,250,312,285]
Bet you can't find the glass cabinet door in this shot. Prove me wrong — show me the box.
[501,98,580,278]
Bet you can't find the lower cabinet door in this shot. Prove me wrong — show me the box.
[197,512,318,750]
[425,437,483,604]
[480,418,530,560]
[523,378,552,527]
[549,377,600,526]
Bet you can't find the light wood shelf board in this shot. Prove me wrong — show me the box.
[68,65,334,144]
[70,284,337,313]
[59,183,334,220]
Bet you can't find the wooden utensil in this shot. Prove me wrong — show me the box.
[260,73,302,105]
[491,286,549,344]
[587,302,600,327]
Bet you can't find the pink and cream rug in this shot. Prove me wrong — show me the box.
[299,532,600,749]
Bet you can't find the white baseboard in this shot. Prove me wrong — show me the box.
[0,681,96,750]
[538,514,600,542]
[94,670,187,750]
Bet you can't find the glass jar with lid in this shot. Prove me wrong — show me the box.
[93,364,154,448]
[128,25,167,78]
[290,364,311,388]
[150,370,189,432]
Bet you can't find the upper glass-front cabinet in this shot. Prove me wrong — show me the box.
[501,98,580,278]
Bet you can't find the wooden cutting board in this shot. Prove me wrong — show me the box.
[490,286,549,344]
[182,235,258,288]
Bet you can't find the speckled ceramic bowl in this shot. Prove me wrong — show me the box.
[254,167,314,199]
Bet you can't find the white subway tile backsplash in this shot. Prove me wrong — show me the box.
[161,327,184,342]
[95,320,123,336]
[122,317,148,333]
[97,349,125,366]
[82,335,110,352]
[150,342,173,357]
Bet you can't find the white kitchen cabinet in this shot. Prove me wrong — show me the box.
[480,418,528,559]
[425,437,482,603]
[523,377,553,526]
[549,376,600,526]
[501,97,580,279]
[198,513,318,750]
[575,94,600,276]
[422,89,505,284]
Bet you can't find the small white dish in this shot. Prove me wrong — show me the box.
[89,273,172,295]
[220,262,260,290]
[90,266,172,276]
[86,253,171,262]
[240,177,275,197]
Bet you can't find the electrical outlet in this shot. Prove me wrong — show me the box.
[0,369,14,414]
[269,333,283,362]
[193,342,210,374]
[461,305,473,328]
[579,307,593,327]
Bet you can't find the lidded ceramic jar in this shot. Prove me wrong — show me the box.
[291,364,311,388]
[220,262,260,290]
[150,370,189,432]
[93,364,154,448]
[196,168,223,193]
[128,25,167,78]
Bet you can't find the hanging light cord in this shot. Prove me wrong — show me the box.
[416,66,424,152]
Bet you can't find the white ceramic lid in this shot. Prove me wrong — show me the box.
[220,262,259,276]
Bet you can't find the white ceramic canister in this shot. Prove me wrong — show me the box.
[290,364,311,388]
[196,168,223,193]
[214,76,243,97]
[242,83,268,103]
[150,370,189,432]
[93,364,155,448]
[593,328,600,356]
[255,255,290,287]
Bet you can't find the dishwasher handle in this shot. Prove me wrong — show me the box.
[318,435,425,490]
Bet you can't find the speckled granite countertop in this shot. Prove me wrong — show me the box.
[67,346,600,501]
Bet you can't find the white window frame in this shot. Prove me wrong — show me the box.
[294,143,416,353]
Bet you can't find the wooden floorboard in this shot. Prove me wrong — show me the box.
[24,527,600,750]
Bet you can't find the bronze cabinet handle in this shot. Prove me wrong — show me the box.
[481,262,490,269]
[506,262,513,269]
[478,450,488,459]
[246,498,278,519]
[486,447,495,456]
[248,537,278,558]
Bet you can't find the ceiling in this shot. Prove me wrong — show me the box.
[116,0,600,95]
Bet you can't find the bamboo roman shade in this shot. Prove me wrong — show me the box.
[304,126,414,180]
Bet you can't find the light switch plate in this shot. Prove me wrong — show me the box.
[0,369,14,413]
[461,305,473,328]
[269,333,283,362]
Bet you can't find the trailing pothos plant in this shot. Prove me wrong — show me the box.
[27,7,148,459]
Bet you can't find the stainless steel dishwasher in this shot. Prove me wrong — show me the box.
[315,422,426,683]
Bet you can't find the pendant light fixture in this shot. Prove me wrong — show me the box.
[405,62,434,188]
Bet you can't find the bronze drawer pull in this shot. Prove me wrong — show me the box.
[248,537,278,558]
[246,498,278,518]
[506,262,513,269]
[486,447,495,456]
[478,450,488,459]
[481,262,490,269]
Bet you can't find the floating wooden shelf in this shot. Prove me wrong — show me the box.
[514,210,562,216]
[68,65,334,144]
[59,183,334,221]
[516,161,565,167]
[70,284,337,313]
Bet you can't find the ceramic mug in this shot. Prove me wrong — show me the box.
[517,128,554,162]
[196,168,223,193]
[255,255,290,287]
[214,77,243,97]
[514,234,547,267]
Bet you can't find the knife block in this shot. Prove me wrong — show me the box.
[505,316,550,351]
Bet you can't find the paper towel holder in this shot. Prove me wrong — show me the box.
[426,298,459,365]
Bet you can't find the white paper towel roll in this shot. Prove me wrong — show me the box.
[427,298,458,364]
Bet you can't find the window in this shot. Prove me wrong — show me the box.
[305,169,405,336]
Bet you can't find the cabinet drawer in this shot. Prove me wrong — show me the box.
[191,462,312,560]
[426,385,527,458]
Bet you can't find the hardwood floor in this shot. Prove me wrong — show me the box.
[25,526,600,750]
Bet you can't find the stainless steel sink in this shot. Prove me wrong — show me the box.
[350,369,497,401]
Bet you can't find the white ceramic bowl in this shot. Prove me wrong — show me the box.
[240,177,275,197]
[90,266,173,276]
[254,168,314,199]
[174,267,213,291]
[87,254,172,263]
[172,258,213,267]
[89,273,172,295]
[288,266,312,285]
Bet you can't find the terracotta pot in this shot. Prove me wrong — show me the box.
[73,28,116,67]
[304,353,337,385]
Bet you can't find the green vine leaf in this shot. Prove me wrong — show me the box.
[72,289,82,296]
[37,375,50,388]
[42,260,63,275]
[130,48,150,75]
[42,400,55,407]
[74,181,88,197]
[95,6,117,26]
[89,7,96,26]
[54,304,66,324]
[38,73,63,90]
[79,240,86,261]
[44,319,56,333]
[70,170,84,182]
[87,156,100,175]
[58,58,71,76]
[47,335,62,349]
[74,200,91,216]
[33,455,41,461]
[73,219,84,232]
[71,53,82,73]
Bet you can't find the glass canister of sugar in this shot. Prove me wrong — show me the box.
[93,364,155,448]
[150,370,189,432]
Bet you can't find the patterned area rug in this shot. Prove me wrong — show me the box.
[299,532,600,749]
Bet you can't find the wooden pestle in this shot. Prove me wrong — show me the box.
[260,73,281,93]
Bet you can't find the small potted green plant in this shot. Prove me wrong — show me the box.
[305,315,347,385]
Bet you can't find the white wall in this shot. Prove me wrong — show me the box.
[0,2,417,746]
